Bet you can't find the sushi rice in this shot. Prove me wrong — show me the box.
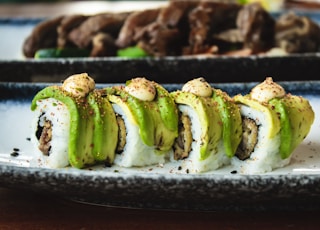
[31,98,70,168]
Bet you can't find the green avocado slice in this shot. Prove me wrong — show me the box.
[212,89,242,158]
[171,91,223,160]
[269,98,292,159]
[31,86,95,168]
[72,99,95,168]
[277,95,314,158]
[153,83,179,133]
[152,83,179,152]
[87,90,118,164]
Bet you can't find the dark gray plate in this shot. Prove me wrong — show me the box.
[0,81,320,211]
[1,55,320,84]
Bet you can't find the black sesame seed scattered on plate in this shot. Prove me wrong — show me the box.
[13,148,20,152]
[10,152,19,157]
[231,170,237,174]
[26,137,31,141]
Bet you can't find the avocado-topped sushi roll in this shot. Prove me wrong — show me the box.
[106,77,179,167]
[31,73,118,168]
[232,77,315,174]
[171,78,242,173]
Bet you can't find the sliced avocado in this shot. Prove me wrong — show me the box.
[171,91,222,160]
[31,86,95,168]
[87,90,118,164]
[281,95,315,157]
[234,95,281,139]
[153,83,179,132]
[73,100,95,168]
[153,113,178,153]
[269,98,292,159]
[153,83,179,152]
[212,89,242,158]
[237,0,249,4]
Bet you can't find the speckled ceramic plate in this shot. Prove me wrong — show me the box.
[2,54,320,84]
[0,81,320,211]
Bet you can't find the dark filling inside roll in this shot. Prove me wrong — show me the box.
[115,113,126,154]
[235,117,258,160]
[36,113,52,156]
[173,113,193,160]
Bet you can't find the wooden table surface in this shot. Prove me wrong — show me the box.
[0,187,320,230]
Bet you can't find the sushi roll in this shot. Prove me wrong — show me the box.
[171,78,242,173]
[232,77,315,174]
[105,77,179,167]
[30,73,118,168]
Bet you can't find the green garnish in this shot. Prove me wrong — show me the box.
[117,46,150,58]
[237,0,249,4]
[34,48,90,58]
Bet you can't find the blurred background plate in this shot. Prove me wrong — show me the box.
[1,1,320,83]
[1,0,320,61]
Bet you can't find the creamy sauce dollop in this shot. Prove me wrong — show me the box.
[62,73,95,97]
[182,77,212,97]
[125,77,156,101]
[250,77,286,103]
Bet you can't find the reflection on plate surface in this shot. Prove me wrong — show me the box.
[0,81,320,211]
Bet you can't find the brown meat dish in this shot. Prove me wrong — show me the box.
[115,8,161,48]
[237,3,275,53]
[185,2,241,55]
[22,0,320,58]
[57,15,88,48]
[68,12,129,49]
[275,12,320,53]
[91,32,117,57]
[23,16,64,58]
